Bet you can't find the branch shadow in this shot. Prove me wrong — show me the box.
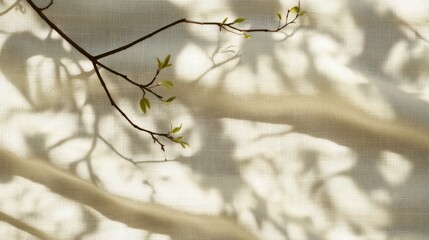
[1,0,429,240]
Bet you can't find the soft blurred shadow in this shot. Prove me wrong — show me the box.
[1,0,429,239]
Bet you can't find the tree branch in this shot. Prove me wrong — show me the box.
[25,0,92,60]
[95,8,302,60]
[93,63,170,142]
[94,18,188,59]
[0,210,56,240]
[0,149,258,240]
[25,0,175,150]
[24,0,303,151]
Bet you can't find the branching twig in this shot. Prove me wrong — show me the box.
[92,63,171,146]
[96,9,302,60]
[25,0,304,151]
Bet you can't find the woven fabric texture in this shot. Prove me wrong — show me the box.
[1,0,429,239]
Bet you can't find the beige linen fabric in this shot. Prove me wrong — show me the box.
[0,0,429,239]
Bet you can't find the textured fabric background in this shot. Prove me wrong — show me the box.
[1,0,429,239]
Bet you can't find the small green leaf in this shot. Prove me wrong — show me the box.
[157,58,162,69]
[162,54,171,68]
[171,124,182,134]
[222,17,228,24]
[243,33,251,39]
[165,96,176,102]
[277,12,282,20]
[298,11,307,16]
[290,6,299,13]
[233,17,245,24]
[170,135,190,148]
[139,98,147,113]
[143,96,150,109]
[164,80,174,86]
[158,80,174,90]
[159,83,170,89]
[172,136,184,143]
[180,141,190,149]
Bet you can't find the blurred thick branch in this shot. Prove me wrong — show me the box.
[0,150,258,240]
[0,210,56,240]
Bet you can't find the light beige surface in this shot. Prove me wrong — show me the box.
[1,0,429,239]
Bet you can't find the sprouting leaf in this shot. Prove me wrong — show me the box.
[173,136,184,143]
[243,33,251,39]
[298,11,307,16]
[171,124,182,134]
[166,96,176,102]
[164,80,174,86]
[158,80,174,90]
[164,96,176,103]
[170,135,190,148]
[290,6,299,13]
[222,17,228,24]
[143,96,150,109]
[162,54,171,68]
[164,55,171,64]
[277,12,282,20]
[157,58,163,69]
[180,141,190,149]
[139,98,147,113]
[233,17,245,24]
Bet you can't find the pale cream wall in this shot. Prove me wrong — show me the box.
[1,0,429,239]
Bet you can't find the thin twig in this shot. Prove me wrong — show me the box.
[143,69,161,87]
[96,13,301,60]
[94,18,188,59]
[97,134,135,163]
[0,211,56,240]
[26,0,93,59]
[92,62,168,138]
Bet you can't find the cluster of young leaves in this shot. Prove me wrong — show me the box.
[221,17,246,26]
[139,55,175,112]
[137,54,189,149]
[169,124,190,149]
[275,4,306,30]
[277,5,306,20]
[219,17,251,38]
[135,4,306,151]
[216,3,305,39]
[157,54,173,69]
